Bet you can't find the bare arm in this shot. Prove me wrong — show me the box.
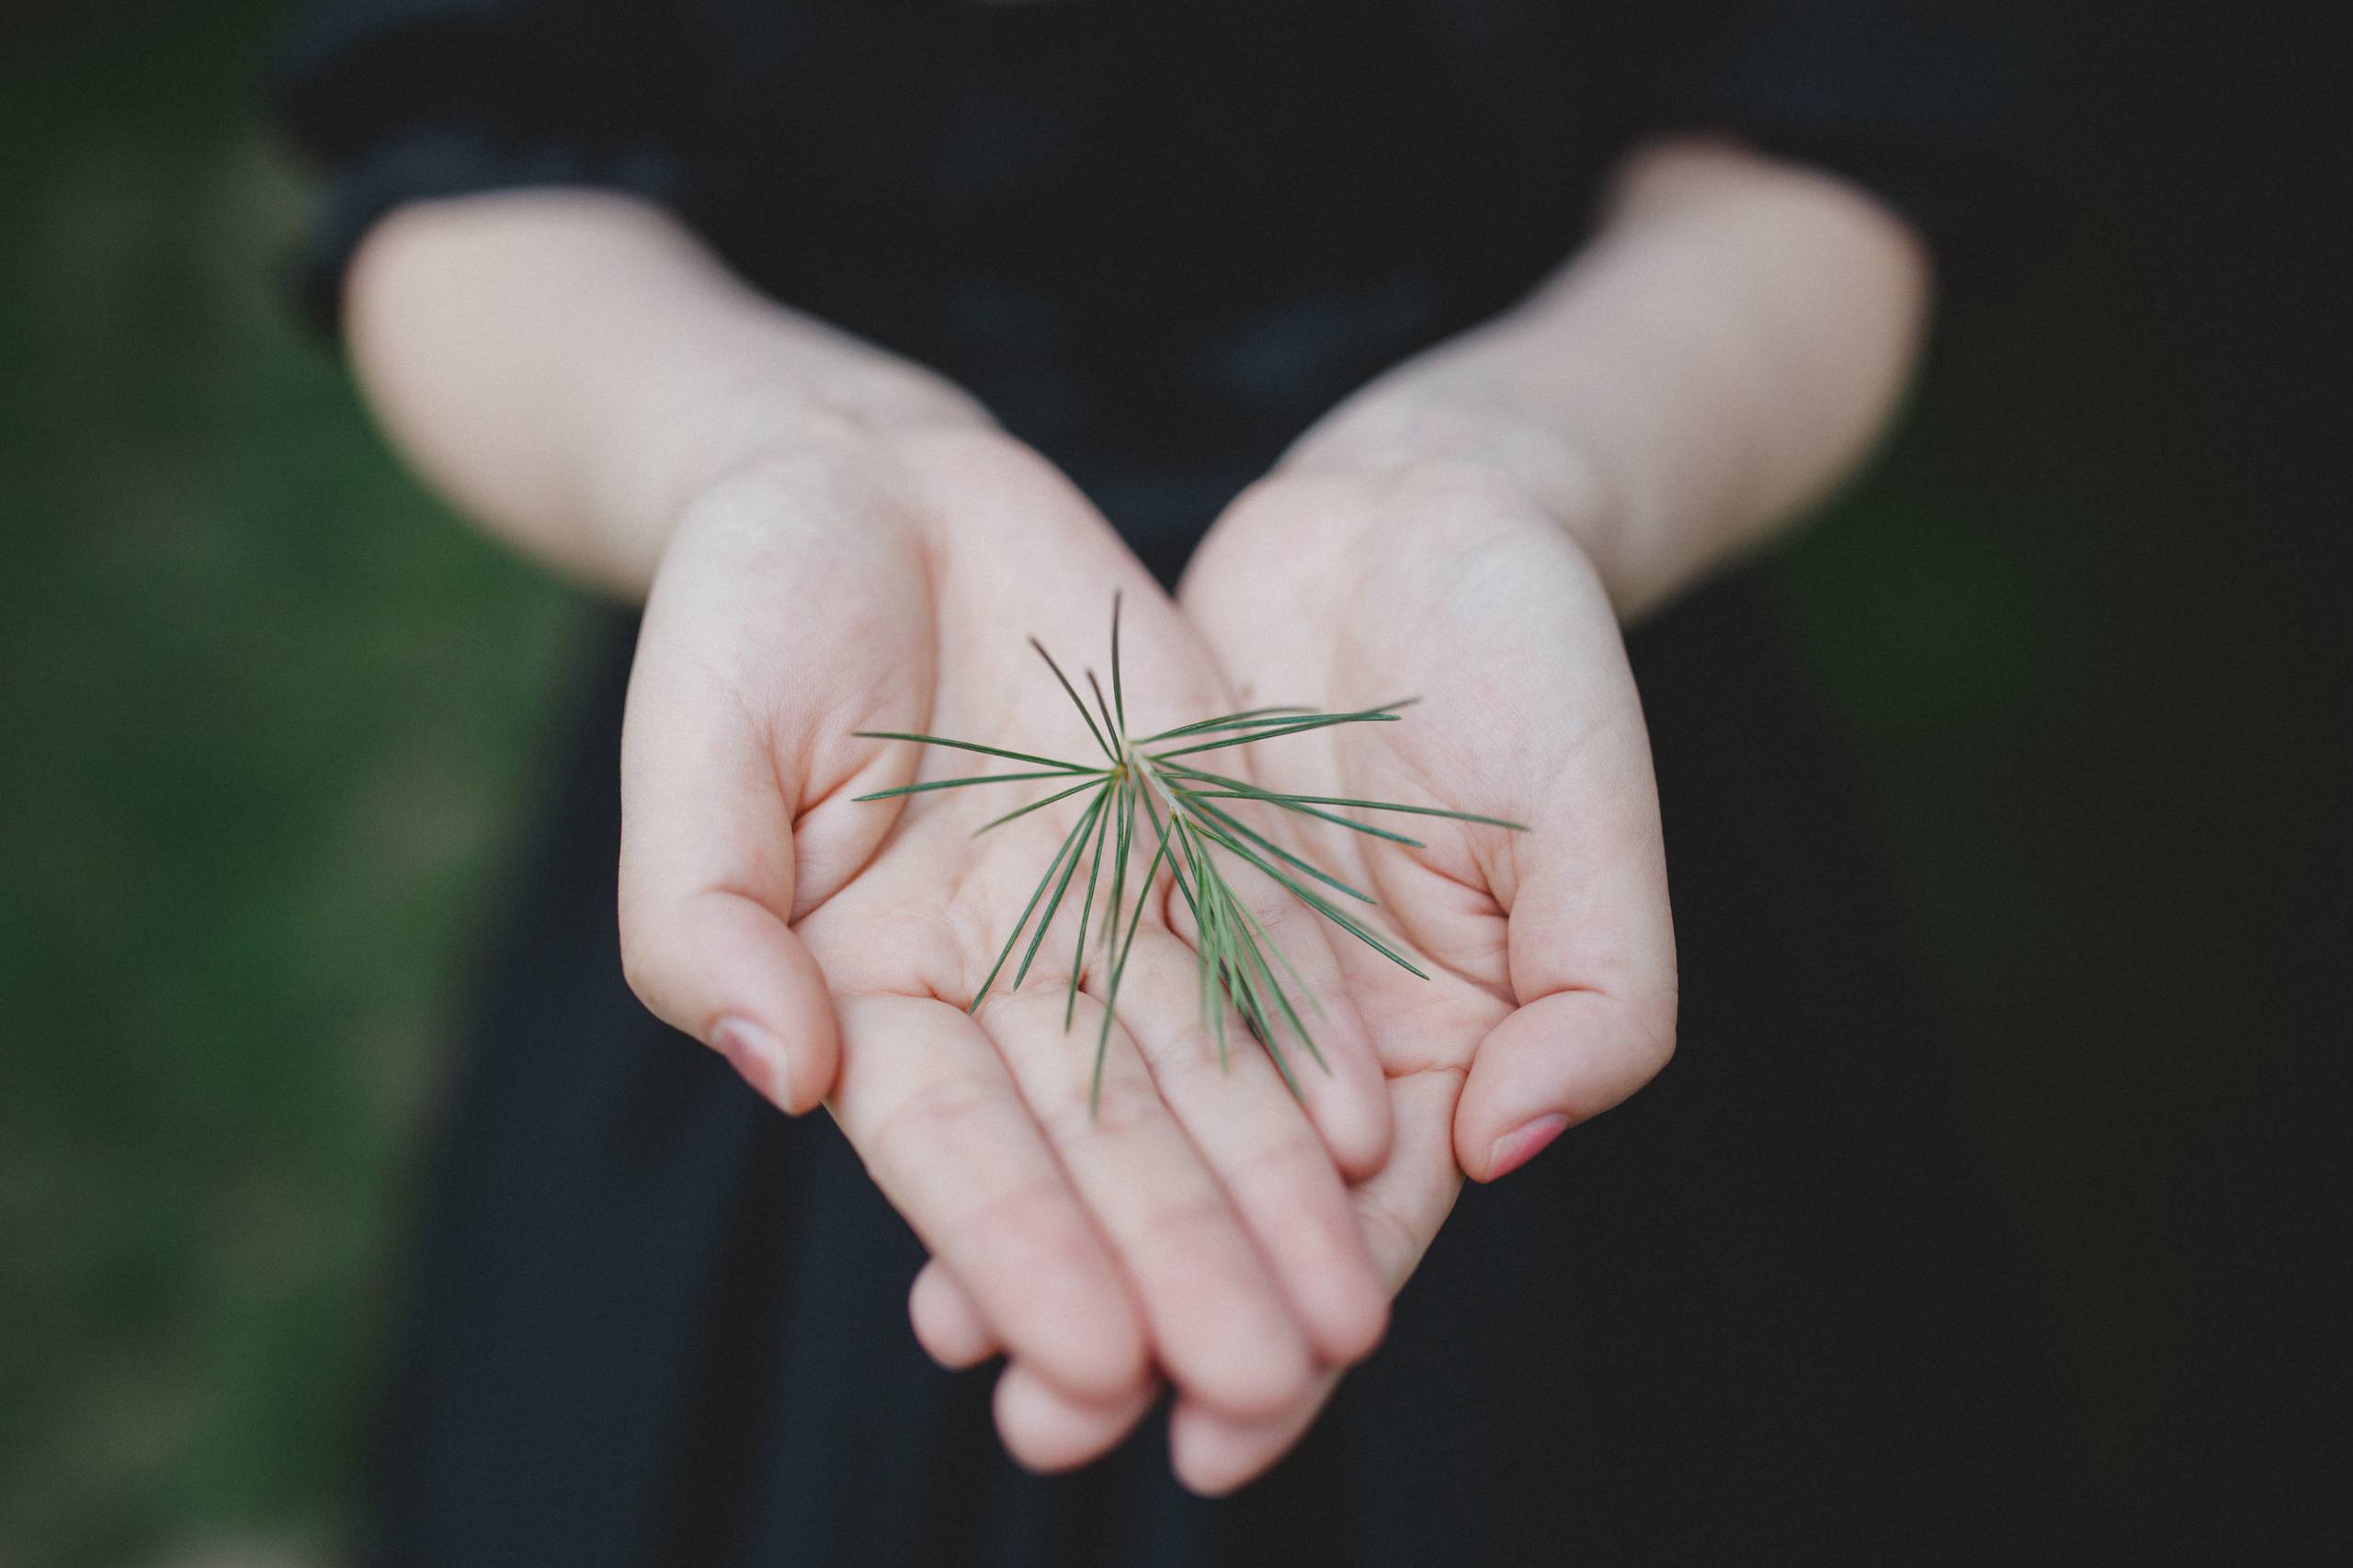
[1108,136,1936,1488]
[1281,136,1932,619]
[341,188,987,595]
[334,187,1400,1478]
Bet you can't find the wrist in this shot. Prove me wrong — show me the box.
[625,347,995,577]
[346,189,1002,597]
[1275,389,1638,604]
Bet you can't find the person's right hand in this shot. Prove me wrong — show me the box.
[617,421,1396,1457]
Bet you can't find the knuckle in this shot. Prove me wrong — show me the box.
[1632,985,1680,1072]
[615,920,676,1018]
[1050,1072,1161,1146]
[1144,1022,1227,1088]
[1267,1202,1389,1363]
[1218,1337,1317,1419]
[1134,1191,1238,1262]
[866,1072,1002,1173]
[1338,1289,1392,1362]
[1222,1131,1329,1198]
[1353,1188,1423,1285]
[1313,1275,1391,1366]
[966,1172,1067,1239]
[963,1181,1113,1312]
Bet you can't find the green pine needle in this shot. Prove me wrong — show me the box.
[1176,790,1376,904]
[1134,705,1314,744]
[1095,811,1170,1113]
[856,767,1098,802]
[1063,784,1115,1030]
[1029,637,1117,762]
[1086,670,1120,758]
[1144,709,1401,762]
[972,773,1112,835]
[1108,590,1129,737]
[853,596,1523,1111]
[853,731,1097,774]
[1151,764,1430,846]
[1013,787,1109,990]
[968,788,1105,1015]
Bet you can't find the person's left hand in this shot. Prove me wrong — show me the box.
[902,455,1680,1491]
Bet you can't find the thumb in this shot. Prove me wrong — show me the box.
[1454,986,1677,1181]
[617,616,841,1115]
[1453,733,1677,1181]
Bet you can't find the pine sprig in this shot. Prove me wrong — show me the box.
[856,594,1526,1110]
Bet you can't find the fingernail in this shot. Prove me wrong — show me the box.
[1488,1113,1569,1180]
[711,1016,798,1111]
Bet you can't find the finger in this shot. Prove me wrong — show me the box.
[1456,988,1676,1181]
[994,1361,1160,1474]
[1170,1378,1331,1497]
[908,1257,995,1370]
[1152,790,1394,1178]
[619,613,841,1113]
[1455,712,1677,1181]
[832,994,1147,1402]
[1116,927,1391,1366]
[619,472,940,1112]
[1170,1068,1464,1495]
[980,989,1317,1422]
[912,1264,1163,1471]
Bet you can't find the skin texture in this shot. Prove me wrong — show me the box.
[902,461,1677,1489]
[340,133,1927,1492]
[626,430,1403,1424]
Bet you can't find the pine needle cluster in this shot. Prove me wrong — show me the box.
[856,595,1522,1110]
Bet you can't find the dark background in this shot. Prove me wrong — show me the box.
[2,3,2342,1562]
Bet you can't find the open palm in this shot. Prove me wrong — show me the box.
[916,459,1678,1489]
[1173,460,1679,1474]
[618,428,1398,1449]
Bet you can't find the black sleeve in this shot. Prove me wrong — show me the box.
[1643,0,2045,286]
[268,0,703,335]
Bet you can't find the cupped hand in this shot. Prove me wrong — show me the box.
[616,425,1397,1451]
[913,455,1678,1490]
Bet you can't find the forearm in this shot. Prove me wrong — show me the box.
[1284,137,1931,619]
[342,189,989,596]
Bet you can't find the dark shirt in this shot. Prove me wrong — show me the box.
[274,0,2031,575]
[267,9,2054,1565]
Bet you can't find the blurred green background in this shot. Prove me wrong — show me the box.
[1,4,2337,1564]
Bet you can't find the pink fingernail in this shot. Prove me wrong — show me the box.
[711,1016,796,1110]
[1488,1113,1569,1180]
